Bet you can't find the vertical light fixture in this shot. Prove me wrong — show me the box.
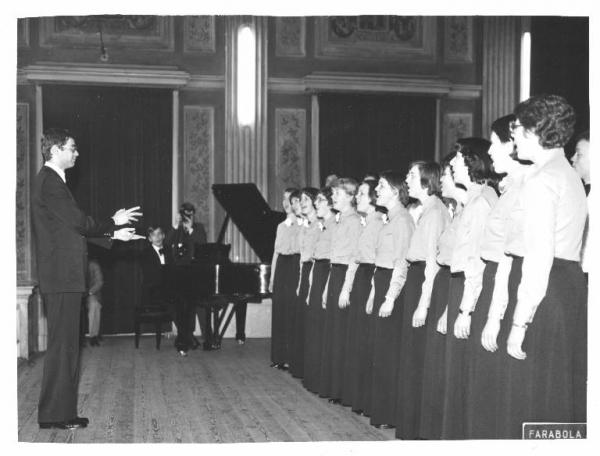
[237,24,256,126]
[520,31,531,102]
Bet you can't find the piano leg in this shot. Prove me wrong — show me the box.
[235,301,247,344]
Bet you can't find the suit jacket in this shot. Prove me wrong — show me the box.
[31,166,115,294]
[165,222,207,265]
[140,243,173,305]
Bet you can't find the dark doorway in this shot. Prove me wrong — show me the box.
[43,84,172,334]
[531,16,589,156]
[319,93,437,183]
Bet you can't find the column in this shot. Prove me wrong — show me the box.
[224,16,268,262]
[481,17,519,134]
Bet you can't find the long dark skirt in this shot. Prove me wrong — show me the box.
[318,263,347,398]
[395,261,427,439]
[341,263,376,410]
[284,254,300,365]
[330,264,351,400]
[271,254,297,365]
[302,259,330,393]
[419,266,451,439]
[497,257,587,439]
[464,260,499,439]
[290,261,313,378]
[369,267,403,427]
[440,272,467,439]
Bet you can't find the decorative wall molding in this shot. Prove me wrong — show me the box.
[444,16,473,63]
[20,63,190,87]
[18,18,30,48]
[268,73,481,99]
[183,106,215,240]
[275,108,307,195]
[443,112,473,155]
[39,16,174,50]
[183,16,216,53]
[17,103,32,285]
[17,286,34,359]
[275,17,306,57]
[186,74,225,90]
[315,16,437,61]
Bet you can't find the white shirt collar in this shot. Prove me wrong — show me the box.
[44,162,66,183]
[152,244,164,255]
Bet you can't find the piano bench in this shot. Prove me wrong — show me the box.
[134,306,172,350]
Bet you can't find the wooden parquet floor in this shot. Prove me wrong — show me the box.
[17,337,395,443]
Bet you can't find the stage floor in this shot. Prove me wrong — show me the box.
[17,337,394,443]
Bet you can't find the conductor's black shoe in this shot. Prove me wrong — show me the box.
[328,398,341,404]
[39,419,88,430]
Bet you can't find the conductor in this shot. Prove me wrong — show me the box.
[32,128,144,430]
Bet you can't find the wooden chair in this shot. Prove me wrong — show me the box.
[134,297,172,349]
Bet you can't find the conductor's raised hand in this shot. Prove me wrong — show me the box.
[112,227,145,241]
[112,206,143,225]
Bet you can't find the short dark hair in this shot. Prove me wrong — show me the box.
[379,170,410,206]
[289,189,301,201]
[454,138,493,185]
[300,187,319,208]
[514,94,576,149]
[41,128,72,162]
[318,186,334,207]
[146,225,164,237]
[360,179,379,207]
[491,114,520,160]
[409,160,442,196]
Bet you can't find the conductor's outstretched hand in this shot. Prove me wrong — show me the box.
[113,227,145,242]
[112,206,143,225]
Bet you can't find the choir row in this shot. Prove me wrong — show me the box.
[268,94,589,440]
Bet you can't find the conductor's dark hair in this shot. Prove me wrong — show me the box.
[41,128,72,162]
[379,170,410,206]
[514,94,576,149]
[454,138,494,185]
[409,160,442,196]
[318,186,334,207]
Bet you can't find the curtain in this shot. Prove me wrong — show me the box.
[43,85,172,334]
[319,93,437,183]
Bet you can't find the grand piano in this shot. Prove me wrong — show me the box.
[167,183,285,348]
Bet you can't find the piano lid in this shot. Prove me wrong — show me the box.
[212,183,286,263]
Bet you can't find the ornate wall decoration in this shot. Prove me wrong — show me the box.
[315,16,436,60]
[39,15,174,50]
[444,16,473,63]
[275,109,306,193]
[16,103,31,284]
[183,16,216,53]
[444,112,473,154]
[18,18,29,48]
[275,17,306,57]
[183,106,214,236]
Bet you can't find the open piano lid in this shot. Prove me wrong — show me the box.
[212,183,286,263]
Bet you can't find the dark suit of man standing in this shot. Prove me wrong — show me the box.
[31,128,143,430]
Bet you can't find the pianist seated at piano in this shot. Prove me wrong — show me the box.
[140,225,173,309]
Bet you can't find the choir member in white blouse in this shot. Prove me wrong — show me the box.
[502,94,587,436]
[441,138,498,439]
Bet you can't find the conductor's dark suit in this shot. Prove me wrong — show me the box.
[32,165,115,423]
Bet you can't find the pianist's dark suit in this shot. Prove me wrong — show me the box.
[140,243,173,306]
[32,165,115,423]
